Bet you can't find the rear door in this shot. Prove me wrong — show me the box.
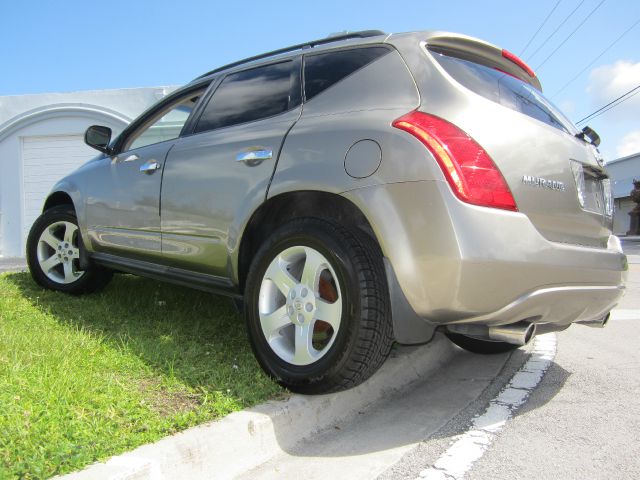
[160,59,302,276]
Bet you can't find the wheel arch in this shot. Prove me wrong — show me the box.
[43,191,75,212]
[236,190,378,293]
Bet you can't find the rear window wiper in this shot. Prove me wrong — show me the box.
[575,125,601,147]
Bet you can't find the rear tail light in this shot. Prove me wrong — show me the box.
[392,111,517,211]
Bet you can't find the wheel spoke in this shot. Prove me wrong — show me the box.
[301,247,326,289]
[315,298,342,329]
[70,248,80,260]
[63,222,77,244]
[62,262,76,283]
[40,254,62,272]
[40,230,60,250]
[260,305,291,339]
[293,323,316,364]
[265,259,297,296]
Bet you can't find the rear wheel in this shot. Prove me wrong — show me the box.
[27,205,112,294]
[244,218,394,394]
[445,332,521,354]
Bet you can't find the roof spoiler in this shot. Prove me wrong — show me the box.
[426,34,542,91]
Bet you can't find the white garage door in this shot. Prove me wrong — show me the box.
[22,134,95,241]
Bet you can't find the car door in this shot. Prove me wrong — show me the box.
[160,58,302,277]
[84,84,208,261]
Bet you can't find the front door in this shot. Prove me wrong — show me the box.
[84,86,207,261]
[160,59,302,277]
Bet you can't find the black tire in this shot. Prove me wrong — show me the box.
[26,205,112,294]
[244,218,394,394]
[445,332,521,354]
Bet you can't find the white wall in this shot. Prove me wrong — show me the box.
[613,198,634,235]
[0,86,176,257]
[606,152,640,236]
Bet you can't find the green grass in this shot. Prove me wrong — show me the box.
[0,272,285,479]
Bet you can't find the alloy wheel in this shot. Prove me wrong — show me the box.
[258,245,342,366]
[36,221,85,284]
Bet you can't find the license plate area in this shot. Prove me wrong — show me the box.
[571,160,610,216]
[582,170,605,214]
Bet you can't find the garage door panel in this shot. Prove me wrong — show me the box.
[22,134,95,241]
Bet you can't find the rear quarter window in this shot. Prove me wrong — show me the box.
[304,46,391,101]
[432,53,577,135]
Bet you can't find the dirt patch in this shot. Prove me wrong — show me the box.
[138,378,200,416]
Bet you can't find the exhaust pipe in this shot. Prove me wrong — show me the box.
[446,321,536,346]
[488,321,536,346]
[576,313,610,328]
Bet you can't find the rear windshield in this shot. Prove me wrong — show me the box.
[432,52,578,135]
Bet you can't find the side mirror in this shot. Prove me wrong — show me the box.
[85,125,113,154]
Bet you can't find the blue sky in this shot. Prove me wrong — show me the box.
[1,0,639,159]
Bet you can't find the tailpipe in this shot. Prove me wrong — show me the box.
[446,321,536,346]
[576,313,610,328]
[488,321,537,346]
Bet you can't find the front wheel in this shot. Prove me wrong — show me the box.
[244,218,394,394]
[27,205,112,294]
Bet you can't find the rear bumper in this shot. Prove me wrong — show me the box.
[343,180,627,332]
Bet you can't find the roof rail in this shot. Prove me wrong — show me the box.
[194,30,387,80]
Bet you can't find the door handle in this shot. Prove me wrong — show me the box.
[236,148,273,163]
[139,160,161,174]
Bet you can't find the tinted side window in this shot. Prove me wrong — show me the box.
[304,47,391,101]
[433,53,576,134]
[195,61,298,133]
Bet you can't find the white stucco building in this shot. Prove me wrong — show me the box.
[606,152,640,235]
[0,87,174,257]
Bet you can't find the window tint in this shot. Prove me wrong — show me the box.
[125,92,203,151]
[433,53,577,134]
[304,47,390,101]
[195,61,298,133]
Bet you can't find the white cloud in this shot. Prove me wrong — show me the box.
[616,130,640,157]
[586,60,640,122]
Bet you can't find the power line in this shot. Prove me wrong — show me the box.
[535,0,606,70]
[578,89,640,124]
[526,0,585,61]
[551,18,640,98]
[575,84,640,124]
[519,1,563,56]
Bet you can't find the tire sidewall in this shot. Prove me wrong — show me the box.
[245,220,363,385]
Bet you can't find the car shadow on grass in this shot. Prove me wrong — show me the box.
[4,272,285,413]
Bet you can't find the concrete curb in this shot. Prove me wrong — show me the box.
[60,334,457,480]
[0,257,27,273]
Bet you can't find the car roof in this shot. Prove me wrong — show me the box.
[188,30,389,85]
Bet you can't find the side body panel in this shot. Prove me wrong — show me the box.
[267,49,422,199]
